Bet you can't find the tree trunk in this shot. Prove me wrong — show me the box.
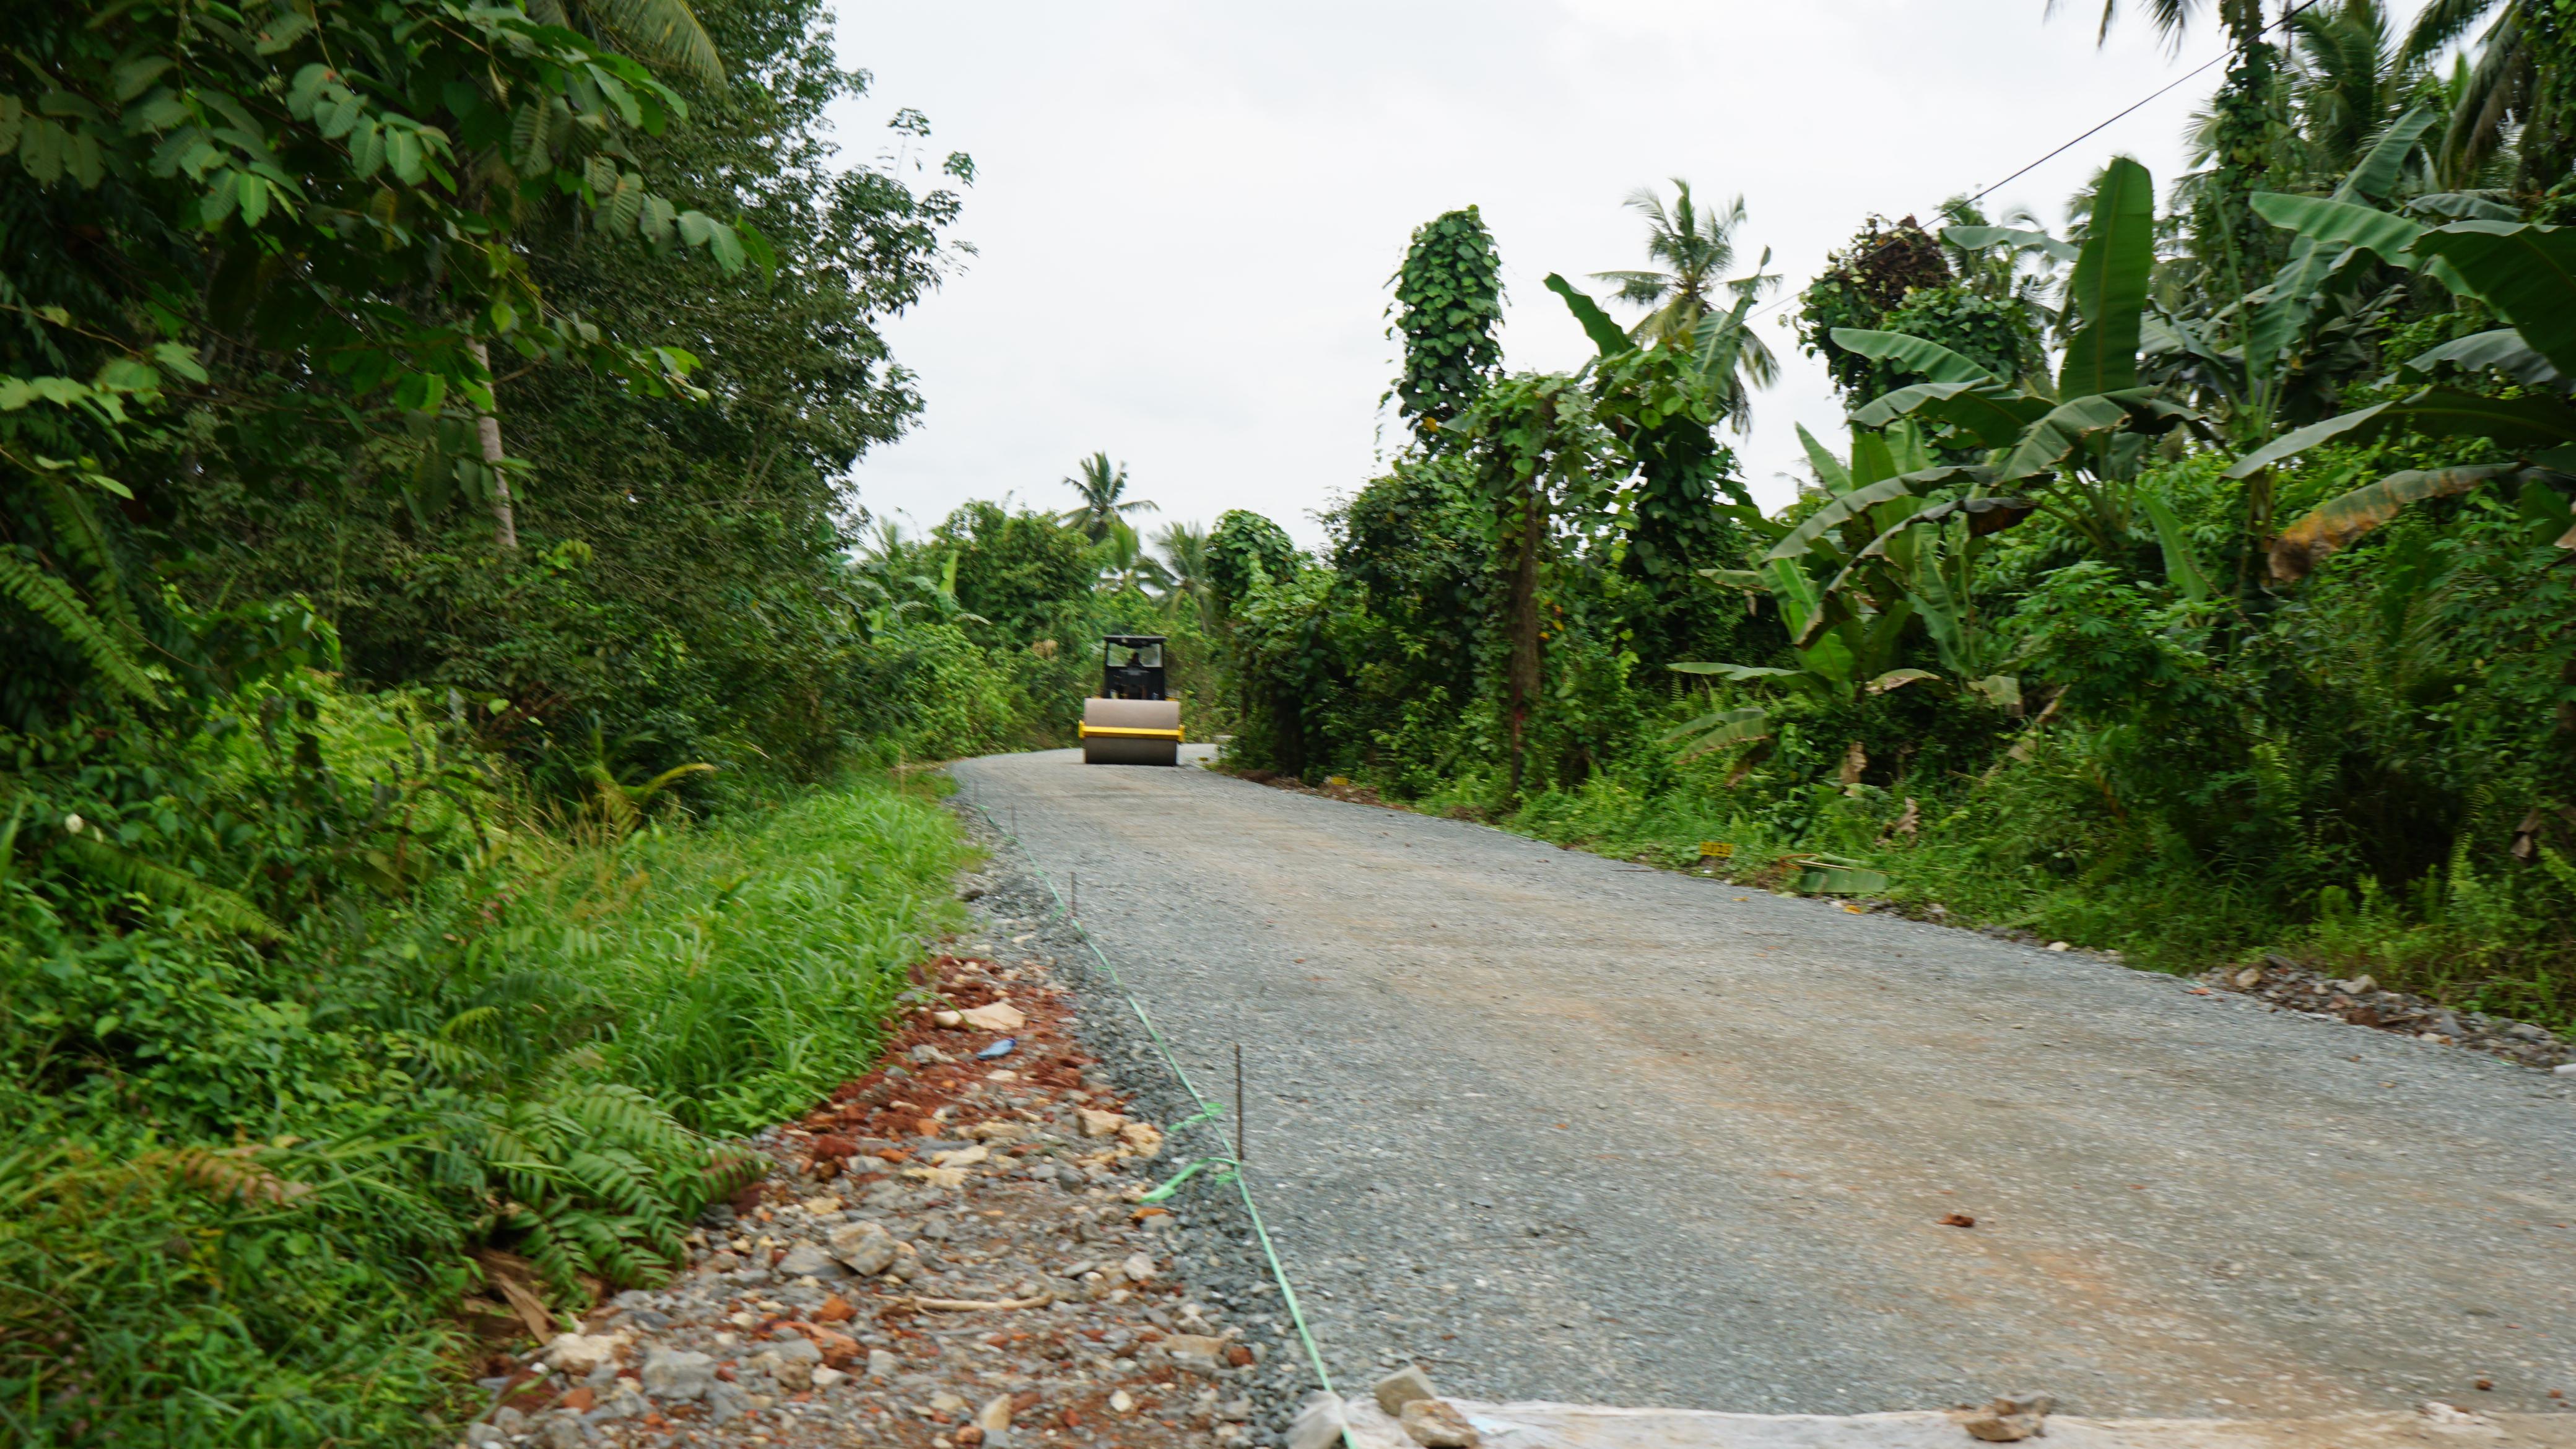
[466,339,518,552]
[1503,466,1545,802]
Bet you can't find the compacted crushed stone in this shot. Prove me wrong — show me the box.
[455,813,1313,1449]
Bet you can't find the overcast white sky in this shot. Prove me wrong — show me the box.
[821,2,2263,549]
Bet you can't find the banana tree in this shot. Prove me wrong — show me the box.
[1663,423,2036,766]
[1827,157,2214,562]
[2222,201,2576,577]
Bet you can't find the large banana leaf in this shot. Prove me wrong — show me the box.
[2057,157,2155,398]
[2141,495,2216,601]
[2228,388,2576,479]
[1996,394,2133,482]
[1812,495,2039,625]
[1944,224,2078,263]
[2333,104,2442,204]
[1796,423,1852,494]
[1766,477,1916,563]
[1828,328,1999,385]
[1837,496,2037,571]
[2406,191,2519,221]
[1545,273,1634,360]
[1660,705,1775,761]
[2409,224,2576,376]
[2370,389,2576,447]
[2224,401,2394,476]
[2097,388,2206,435]
[1850,380,2050,446]
[2271,464,2528,580]
[1759,555,1825,636]
[1669,664,1800,681]
[2400,328,2564,388]
[2248,193,2426,266]
[1850,429,1896,488]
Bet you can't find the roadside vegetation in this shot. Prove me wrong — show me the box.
[1199,2,2576,1028]
[0,0,1017,1441]
[9,0,2576,1438]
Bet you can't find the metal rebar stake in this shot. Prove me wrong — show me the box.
[1234,1042,1245,1165]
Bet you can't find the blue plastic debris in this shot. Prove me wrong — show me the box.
[975,1037,1017,1060]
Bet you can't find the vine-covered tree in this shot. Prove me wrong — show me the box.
[1386,206,1505,449]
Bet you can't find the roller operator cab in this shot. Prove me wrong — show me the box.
[1079,635,1184,765]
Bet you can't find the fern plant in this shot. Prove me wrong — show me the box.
[433,1081,759,1299]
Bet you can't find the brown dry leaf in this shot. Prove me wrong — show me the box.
[473,1249,557,1341]
[1939,1212,1977,1229]
[148,1144,315,1206]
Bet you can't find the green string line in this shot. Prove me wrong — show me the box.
[969,800,1339,1398]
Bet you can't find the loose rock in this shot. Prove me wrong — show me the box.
[541,1332,618,1375]
[1373,1365,1440,1417]
[1400,1399,1481,1448]
[777,1242,838,1277]
[1959,1392,2053,1442]
[827,1220,896,1275]
[640,1347,714,1401]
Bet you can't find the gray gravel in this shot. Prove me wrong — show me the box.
[948,807,1329,1448]
[949,747,2576,1421]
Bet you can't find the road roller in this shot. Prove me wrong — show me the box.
[1079,635,1183,765]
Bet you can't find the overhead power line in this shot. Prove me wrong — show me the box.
[1744,0,2325,323]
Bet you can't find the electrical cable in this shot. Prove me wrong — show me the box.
[1743,0,2324,322]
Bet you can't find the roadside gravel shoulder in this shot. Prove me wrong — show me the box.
[442,791,1313,1449]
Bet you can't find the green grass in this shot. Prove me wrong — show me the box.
[0,770,964,1448]
[1354,736,2575,1030]
[546,778,966,1134]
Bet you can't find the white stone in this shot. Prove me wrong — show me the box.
[829,1221,897,1275]
[1288,1395,1346,1449]
[778,1242,839,1277]
[542,1333,619,1375]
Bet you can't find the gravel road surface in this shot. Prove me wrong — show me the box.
[949,748,2576,1422]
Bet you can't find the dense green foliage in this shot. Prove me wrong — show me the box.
[0,0,1040,1442]
[1206,28,2576,1035]
[1386,207,1505,446]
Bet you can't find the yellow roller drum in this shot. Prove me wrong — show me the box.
[1081,697,1182,766]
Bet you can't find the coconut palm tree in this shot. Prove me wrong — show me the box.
[2399,0,2544,181]
[2050,0,2263,51]
[2289,0,2423,176]
[1152,520,1214,627]
[1592,179,1780,429]
[1059,453,1157,542]
[1096,520,1173,596]
[2066,0,2536,185]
